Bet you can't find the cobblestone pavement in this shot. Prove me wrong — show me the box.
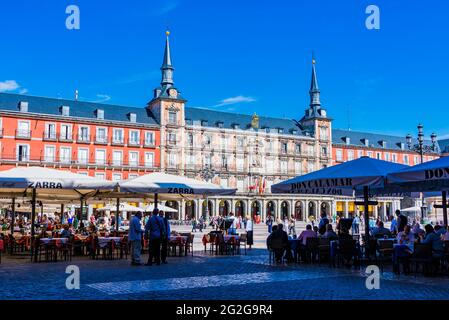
[1,224,449,300]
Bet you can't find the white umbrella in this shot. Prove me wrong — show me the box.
[119,172,236,197]
[141,203,178,213]
[97,203,141,212]
[0,167,116,247]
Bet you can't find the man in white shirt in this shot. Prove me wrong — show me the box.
[245,215,254,249]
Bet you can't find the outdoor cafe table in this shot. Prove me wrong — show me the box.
[169,235,188,256]
[98,237,122,248]
[40,238,69,245]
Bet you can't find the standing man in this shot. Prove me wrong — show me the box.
[145,209,165,266]
[395,209,408,233]
[159,210,170,264]
[129,211,144,266]
[266,215,273,233]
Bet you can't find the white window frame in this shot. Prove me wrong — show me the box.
[144,131,155,146]
[144,152,154,168]
[112,128,124,144]
[60,124,72,141]
[78,148,89,165]
[17,120,31,138]
[112,150,123,166]
[129,130,140,145]
[96,127,108,143]
[16,144,30,161]
[78,125,90,142]
[95,149,106,165]
[129,151,139,167]
[44,145,56,163]
[60,147,72,164]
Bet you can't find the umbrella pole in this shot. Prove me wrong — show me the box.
[154,193,158,210]
[434,191,448,228]
[30,188,37,262]
[10,197,15,254]
[60,204,64,223]
[79,198,84,226]
[355,186,378,259]
[443,191,448,228]
[116,198,120,233]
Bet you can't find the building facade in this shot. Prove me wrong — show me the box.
[0,32,445,222]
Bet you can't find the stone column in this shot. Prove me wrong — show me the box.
[275,199,280,221]
[179,200,184,220]
[289,199,294,220]
[304,200,309,222]
[262,199,267,222]
[214,198,220,216]
[344,201,349,218]
[382,202,387,222]
[374,205,379,219]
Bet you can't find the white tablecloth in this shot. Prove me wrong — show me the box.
[98,237,122,248]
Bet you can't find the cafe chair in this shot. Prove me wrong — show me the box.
[336,240,357,268]
[377,239,394,273]
[410,243,433,276]
[305,237,319,263]
[317,237,330,265]
[239,233,247,255]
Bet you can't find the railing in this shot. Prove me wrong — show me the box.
[59,133,73,142]
[144,140,156,148]
[15,130,32,139]
[43,131,57,141]
[128,139,141,146]
[94,136,108,145]
[0,154,160,169]
[77,135,91,144]
[111,138,125,146]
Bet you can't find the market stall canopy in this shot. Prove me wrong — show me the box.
[141,203,178,213]
[0,167,116,199]
[97,203,141,212]
[387,156,449,192]
[271,157,408,195]
[119,172,237,197]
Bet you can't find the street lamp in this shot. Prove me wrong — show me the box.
[406,124,439,222]
[406,124,438,164]
[200,166,216,218]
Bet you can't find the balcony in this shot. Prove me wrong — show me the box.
[59,133,73,143]
[15,130,32,140]
[94,136,108,145]
[128,139,141,147]
[43,131,57,142]
[111,138,125,146]
[144,140,156,148]
[0,154,160,170]
[77,135,91,144]
[0,128,3,138]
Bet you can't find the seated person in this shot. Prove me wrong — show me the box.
[420,224,444,258]
[371,221,392,238]
[338,227,353,240]
[267,225,288,263]
[298,225,317,246]
[266,225,278,250]
[412,222,424,237]
[434,225,447,237]
[443,226,449,241]
[323,224,338,240]
[397,225,415,247]
[60,224,72,238]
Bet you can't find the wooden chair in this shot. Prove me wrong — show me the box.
[410,243,433,276]
[377,240,394,273]
[336,240,357,268]
[239,233,247,255]
[268,237,285,264]
[304,237,319,263]
[186,234,194,256]
[317,237,330,265]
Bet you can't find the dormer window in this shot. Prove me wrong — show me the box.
[278,128,284,134]
[232,123,240,130]
[361,138,369,147]
[398,142,405,150]
[201,120,208,127]
[96,109,104,120]
[60,105,70,117]
[290,129,298,135]
[343,136,351,145]
[379,140,387,148]
[216,121,224,128]
[18,101,29,113]
[128,112,137,123]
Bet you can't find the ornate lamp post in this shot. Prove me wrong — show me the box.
[406,124,439,222]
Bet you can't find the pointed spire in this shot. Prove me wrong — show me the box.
[161,30,174,87]
[309,55,321,107]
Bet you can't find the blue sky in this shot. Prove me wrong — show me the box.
[0,0,448,138]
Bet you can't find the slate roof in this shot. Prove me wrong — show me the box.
[438,139,449,153]
[184,107,304,135]
[333,128,440,153]
[0,92,158,125]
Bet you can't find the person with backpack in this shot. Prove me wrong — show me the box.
[145,209,166,266]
